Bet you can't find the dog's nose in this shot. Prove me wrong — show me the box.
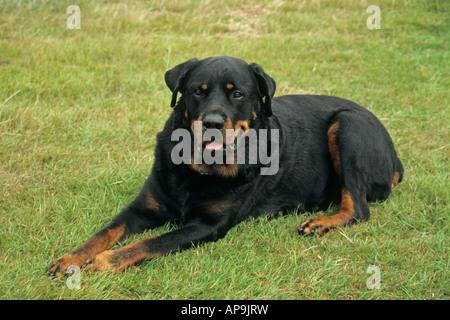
[202,113,225,130]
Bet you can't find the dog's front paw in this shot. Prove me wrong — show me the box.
[47,253,86,277]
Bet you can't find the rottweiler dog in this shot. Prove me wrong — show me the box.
[48,56,403,276]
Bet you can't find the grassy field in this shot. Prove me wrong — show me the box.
[0,0,448,300]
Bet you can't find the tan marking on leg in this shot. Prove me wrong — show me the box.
[328,122,341,179]
[300,188,355,236]
[392,171,400,189]
[84,235,163,272]
[202,200,231,213]
[48,224,126,276]
[145,192,167,212]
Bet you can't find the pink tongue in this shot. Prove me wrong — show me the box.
[205,140,223,150]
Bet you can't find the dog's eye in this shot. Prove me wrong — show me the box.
[233,92,243,99]
[194,89,202,96]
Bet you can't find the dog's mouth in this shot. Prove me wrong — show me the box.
[191,138,240,177]
[191,135,239,177]
[201,137,237,152]
[205,139,224,151]
[193,128,240,154]
[190,118,250,153]
[188,119,251,177]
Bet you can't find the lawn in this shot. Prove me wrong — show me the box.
[0,0,448,300]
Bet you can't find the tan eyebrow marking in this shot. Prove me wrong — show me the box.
[201,84,208,90]
[226,83,234,90]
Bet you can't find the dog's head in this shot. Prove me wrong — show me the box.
[165,56,276,178]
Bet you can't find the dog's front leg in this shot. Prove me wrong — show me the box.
[47,194,169,277]
[83,217,229,272]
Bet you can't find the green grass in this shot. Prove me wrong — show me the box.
[0,0,448,300]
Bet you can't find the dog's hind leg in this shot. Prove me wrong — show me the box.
[298,118,373,236]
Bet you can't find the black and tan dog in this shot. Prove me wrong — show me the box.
[48,56,403,276]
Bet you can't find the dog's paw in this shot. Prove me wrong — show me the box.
[297,218,329,236]
[47,253,86,277]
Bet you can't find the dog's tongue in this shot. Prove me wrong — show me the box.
[205,140,223,150]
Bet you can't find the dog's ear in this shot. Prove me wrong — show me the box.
[249,63,276,117]
[165,58,199,108]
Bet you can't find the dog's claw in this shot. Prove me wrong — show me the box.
[47,265,59,277]
[297,225,316,236]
